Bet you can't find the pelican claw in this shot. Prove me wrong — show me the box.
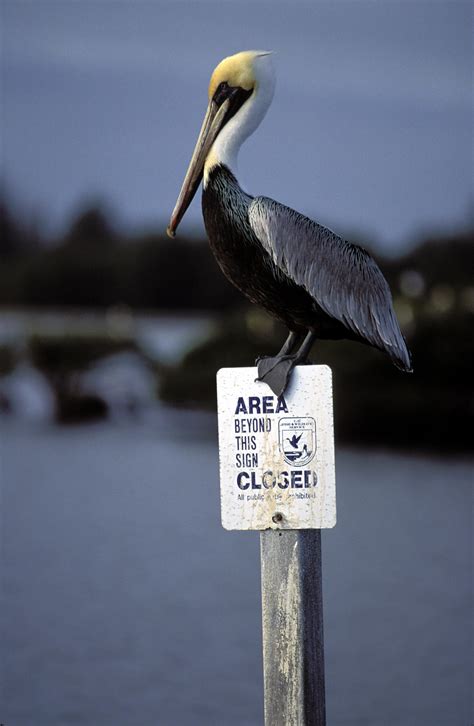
[256,355,297,397]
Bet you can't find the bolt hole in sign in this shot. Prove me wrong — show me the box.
[216,365,336,530]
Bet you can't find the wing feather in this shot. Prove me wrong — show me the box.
[248,196,411,370]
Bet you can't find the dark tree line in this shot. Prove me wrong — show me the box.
[1,195,473,313]
[0,199,241,310]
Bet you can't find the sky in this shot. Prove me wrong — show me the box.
[1,0,472,251]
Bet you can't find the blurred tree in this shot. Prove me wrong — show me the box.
[129,234,241,310]
[64,204,116,248]
[0,194,39,258]
[0,198,20,258]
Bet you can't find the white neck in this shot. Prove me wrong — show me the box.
[204,57,275,186]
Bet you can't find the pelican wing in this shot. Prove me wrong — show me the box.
[248,197,411,370]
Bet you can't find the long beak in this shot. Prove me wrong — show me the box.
[167,97,231,238]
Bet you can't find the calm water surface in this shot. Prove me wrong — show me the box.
[1,414,472,726]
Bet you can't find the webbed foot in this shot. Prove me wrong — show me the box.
[256,355,298,397]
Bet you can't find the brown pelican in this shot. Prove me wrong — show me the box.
[167,50,412,396]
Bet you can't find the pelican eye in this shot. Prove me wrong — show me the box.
[213,82,253,124]
[213,81,233,107]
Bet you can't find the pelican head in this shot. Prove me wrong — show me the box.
[167,50,275,238]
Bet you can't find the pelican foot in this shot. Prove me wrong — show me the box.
[256,355,298,398]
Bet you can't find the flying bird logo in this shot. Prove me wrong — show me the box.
[287,433,304,449]
[279,417,316,467]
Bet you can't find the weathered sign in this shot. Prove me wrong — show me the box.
[216,365,336,530]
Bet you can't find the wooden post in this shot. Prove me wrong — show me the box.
[260,529,326,726]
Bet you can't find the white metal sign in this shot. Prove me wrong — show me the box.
[216,365,336,530]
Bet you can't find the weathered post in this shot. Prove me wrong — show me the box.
[216,365,335,726]
[261,530,325,726]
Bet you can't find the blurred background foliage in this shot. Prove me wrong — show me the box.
[1,193,473,453]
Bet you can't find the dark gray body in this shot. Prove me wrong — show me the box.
[202,164,411,371]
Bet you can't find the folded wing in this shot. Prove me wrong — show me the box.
[248,196,411,371]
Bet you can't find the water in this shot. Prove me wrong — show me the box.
[1,416,472,726]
